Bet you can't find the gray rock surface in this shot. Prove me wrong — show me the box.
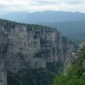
[0,19,77,85]
[0,58,7,85]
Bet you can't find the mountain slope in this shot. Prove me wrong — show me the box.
[68,32,85,43]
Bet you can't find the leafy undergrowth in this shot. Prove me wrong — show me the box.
[53,46,85,85]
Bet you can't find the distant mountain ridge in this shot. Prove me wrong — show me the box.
[1,11,85,23]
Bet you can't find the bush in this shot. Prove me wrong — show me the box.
[53,46,85,85]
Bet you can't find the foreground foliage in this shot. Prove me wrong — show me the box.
[53,46,85,85]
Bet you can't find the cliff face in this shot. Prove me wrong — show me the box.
[0,58,7,85]
[0,19,77,85]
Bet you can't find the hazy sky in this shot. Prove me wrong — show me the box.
[0,0,85,13]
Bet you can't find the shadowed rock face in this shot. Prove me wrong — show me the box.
[0,19,77,85]
[0,59,7,85]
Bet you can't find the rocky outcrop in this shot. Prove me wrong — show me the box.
[82,60,85,70]
[78,42,85,79]
[0,19,77,85]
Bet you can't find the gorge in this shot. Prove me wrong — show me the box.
[0,19,77,85]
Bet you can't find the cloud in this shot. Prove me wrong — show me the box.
[64,0,84,4]
[31,0,85,5]
[0,0,85,13]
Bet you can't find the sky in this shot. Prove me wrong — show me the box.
[0,0,85,13]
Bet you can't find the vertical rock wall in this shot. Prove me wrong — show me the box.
[0,19,77,85]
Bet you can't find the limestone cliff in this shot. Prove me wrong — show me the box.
[0,19,77,85]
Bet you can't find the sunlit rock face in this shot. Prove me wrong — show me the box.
[0,19,77,85]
